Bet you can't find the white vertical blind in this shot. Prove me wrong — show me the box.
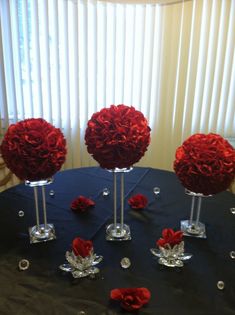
[0,0,235,190]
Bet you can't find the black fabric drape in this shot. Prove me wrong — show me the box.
[0,167,234,315]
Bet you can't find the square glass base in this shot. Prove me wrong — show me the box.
[29,224,56,244]
[106,223,131,241]
[181,220,206,239]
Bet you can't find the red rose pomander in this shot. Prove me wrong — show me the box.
[0,118,67,181]
[85,105,151,169]
[173,133,235,195]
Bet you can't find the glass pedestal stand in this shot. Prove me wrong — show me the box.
[181,189,211,239]
[106,167,132,241]
[25,178,56,244]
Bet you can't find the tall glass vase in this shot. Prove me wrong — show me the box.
[106,167,132,241]
[25,178,56,244]
[181,189,212,239]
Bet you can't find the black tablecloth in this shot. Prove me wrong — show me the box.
[0,167,235,315]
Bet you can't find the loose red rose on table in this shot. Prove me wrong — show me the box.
[157,228,183,248]
[173,133,235,195]
[70,196,95,212]
[85,105,151,169]
[110,287,151,312]
[72,237,93,258]
[0,118,66,181]
[128,194,148,209]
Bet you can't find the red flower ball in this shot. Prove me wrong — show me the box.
[0,118,66,181]
[110,287,151,312]
[173,133,235,195]
[85,105,151,169]
[128,194,148,209]
[156,228,183,248]
[72,237,93,258]
[70,196,95,212]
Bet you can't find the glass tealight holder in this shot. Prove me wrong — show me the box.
[150,241,192,268]
[59,250,103,279]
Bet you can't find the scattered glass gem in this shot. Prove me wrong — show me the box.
[230,208,235,214]
[102,188,110,196]
[217,281,225,290]
[120,257,131,269]
[230,251,235,259]
[18,210,24,217]
[18,259,30,271]
[49,190,55,197]
[153,187,160,195]
[77,312,86,315]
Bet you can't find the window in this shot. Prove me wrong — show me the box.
[1,0,235,175]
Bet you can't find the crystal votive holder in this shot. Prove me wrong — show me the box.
[59,250,103,279]
[150,241,192,268]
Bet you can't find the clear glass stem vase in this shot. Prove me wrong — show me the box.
[181,189,211,239]
[106,167,132,241]
[25,178,56,243]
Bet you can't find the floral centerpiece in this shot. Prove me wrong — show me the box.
[0,118,67,243]
[60,237,103,278]
[173,133,235,195]
[150,228,192,267]
[174,133,235,237]
[85,105,151,241]
[0,118,66,181]
[85,104,151,169]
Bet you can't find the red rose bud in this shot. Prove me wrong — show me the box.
[0,118,66,181]
[128,194,148,209]
[173,133,235,195]
[110,287,151,312]
[157,228,183,248]
[85,105,151,169]
[72,237,93,258]
[70,196,95,212]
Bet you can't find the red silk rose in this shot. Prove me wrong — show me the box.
[72,237,93,258]
[173,133,235,195]
[0,118,66,181]
[70,196,95,212]
[157,228,183,248]
[110,287,151,312]
[128,194,148,209]
[85,105,151,169]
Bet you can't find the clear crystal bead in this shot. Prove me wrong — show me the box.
[18,210,24,217]
[153,187,160,195]
[217,281,225,290]
[102,188,110,196]
[120,257,131,269]
[18,259,30,271]
[230,251,235,259]
[77,312,86,315]
[230,208,235,214]
[49,190,55,197]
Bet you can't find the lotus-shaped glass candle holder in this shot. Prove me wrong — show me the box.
[150,241,192,268]
[59,250,103,278]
